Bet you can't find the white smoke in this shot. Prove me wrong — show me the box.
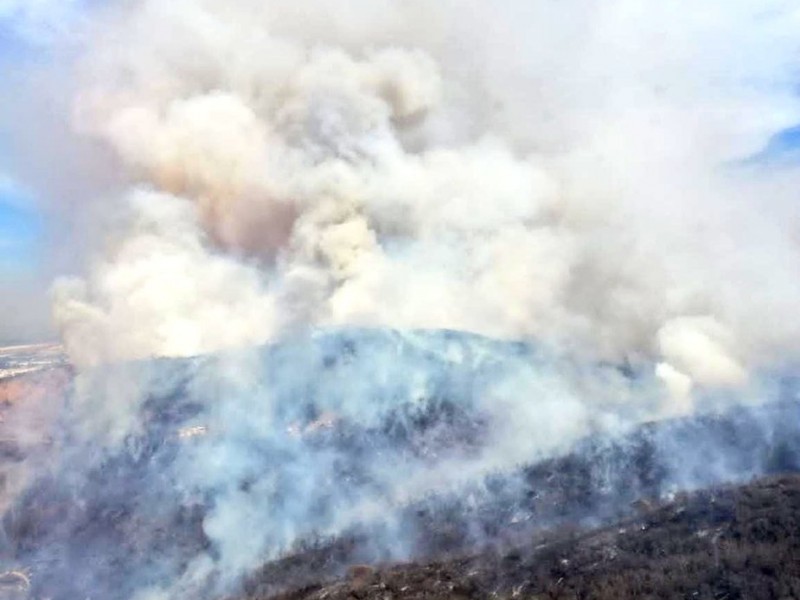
[47,1,800,415]
[53,190,278,366]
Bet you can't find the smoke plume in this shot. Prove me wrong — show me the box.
[49,1,800,402]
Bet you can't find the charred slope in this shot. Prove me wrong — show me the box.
[257,474,800,600]
[0,330,798,600]
[238,399,800,597]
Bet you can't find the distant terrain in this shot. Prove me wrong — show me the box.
[0,344,68,413]
[0,345,65,382]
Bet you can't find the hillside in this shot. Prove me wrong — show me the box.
[0,335,798,600]
[255,474,800,600]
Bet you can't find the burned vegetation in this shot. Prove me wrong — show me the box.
[0,332,798,600]
[259,475,800,600]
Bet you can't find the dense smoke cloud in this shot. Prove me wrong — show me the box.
[6,1,800,598]
[49,0,800,410]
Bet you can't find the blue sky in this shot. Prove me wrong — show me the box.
[0,180,41,274]
[751,125,800,162]
[0,1,75,280]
